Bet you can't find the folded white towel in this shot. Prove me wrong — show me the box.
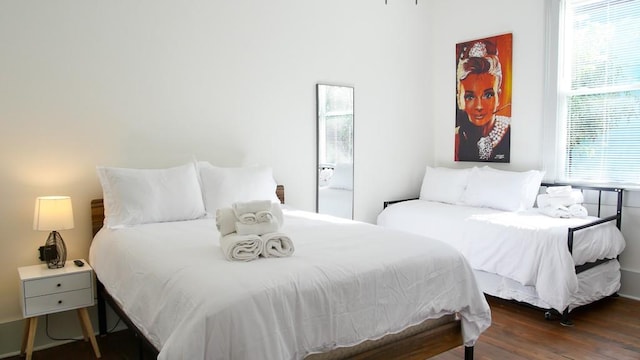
[233,200,272,216]
[546,185,573,196]
[261,232,295,258]
[536,190,584,208]
[235,203,284,225]
[568,204,588,218]
[237,212,257,225]
[256,210,273,223]
[236,219,280,236]
[216,208,236,236]
[219,233,262,261]
[539,205,571,218]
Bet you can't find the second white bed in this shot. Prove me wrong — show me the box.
[377,200,625,312]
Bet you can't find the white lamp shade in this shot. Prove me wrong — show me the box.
[33,196,74,231]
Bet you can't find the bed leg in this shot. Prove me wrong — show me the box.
[560,309,574,327]
[464,346,474,360]
[97,280,107,336]
[138,334,145,360]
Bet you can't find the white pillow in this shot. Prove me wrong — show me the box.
[328,163,353,190]
[97,163,206,228]
[519,169,545,209]
[461,167,545,211]
[198,163,280,213]
[485,166,545,210]
[419,166,472,204]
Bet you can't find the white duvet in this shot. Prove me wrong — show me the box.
[90,208,491,360]
[377,200,626,313]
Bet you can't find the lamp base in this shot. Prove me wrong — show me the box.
[44,231,67,268]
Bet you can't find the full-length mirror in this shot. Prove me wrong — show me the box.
[316,84,354,219]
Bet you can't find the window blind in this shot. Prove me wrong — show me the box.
[560,0,640,184]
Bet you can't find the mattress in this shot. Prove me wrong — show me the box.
[89,208,491,360]
[377,200,625,312]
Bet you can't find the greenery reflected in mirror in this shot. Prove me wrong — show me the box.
[316,84,354,219]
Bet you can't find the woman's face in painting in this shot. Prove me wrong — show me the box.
[460,73,500,127]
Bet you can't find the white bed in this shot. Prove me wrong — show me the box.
[90,207,491,360]
[377,166,626,324]
[89,162,491,360]
[377,200,625,313]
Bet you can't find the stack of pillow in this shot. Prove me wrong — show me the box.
[419,166,545,212]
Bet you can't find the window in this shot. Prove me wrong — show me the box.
[549,0,640,185]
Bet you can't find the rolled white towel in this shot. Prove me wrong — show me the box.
[219,233,262,261]
[536,190,584,208]
[236,219,279,236]
[216,208,236,236]
[539,205,571,218]
[233,200,272,216]
[261,232,294,258]
[568,204,588,218]
[546,185,573,196]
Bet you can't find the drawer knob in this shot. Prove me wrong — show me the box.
[57,283,61,287]
[58,300,62,304]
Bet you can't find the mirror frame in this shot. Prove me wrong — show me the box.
[316,83,354,219]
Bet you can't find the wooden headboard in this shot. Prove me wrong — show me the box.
[91,184,285,237]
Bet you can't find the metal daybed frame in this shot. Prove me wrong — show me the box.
[384,183,624,326]
[540,182,623,326]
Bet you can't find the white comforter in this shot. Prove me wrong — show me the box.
[377,200,626,313]
[90,208,491,360]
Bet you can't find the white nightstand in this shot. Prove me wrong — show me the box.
[18,259,101,359]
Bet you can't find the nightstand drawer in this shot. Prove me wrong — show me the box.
[24,288,93,317]
[23,272,91,298]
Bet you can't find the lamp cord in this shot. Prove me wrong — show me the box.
[45,314,122,341]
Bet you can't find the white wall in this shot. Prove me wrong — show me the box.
[428,0,640,298]
[0,0,432,329]
[429,0,544,171]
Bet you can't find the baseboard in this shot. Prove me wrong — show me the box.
[0,302,126,359]
[620,268,640,300]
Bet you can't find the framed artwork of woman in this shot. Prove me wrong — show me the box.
[455,33,512,162]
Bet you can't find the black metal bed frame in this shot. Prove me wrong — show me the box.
[539,182,624,326]
[97,279,159,359]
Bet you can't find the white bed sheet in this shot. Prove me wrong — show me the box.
[474,260,621,311]
[90,208,491,360]
[376,200,625,312]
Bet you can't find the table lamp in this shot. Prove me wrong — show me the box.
[33,196,74,268]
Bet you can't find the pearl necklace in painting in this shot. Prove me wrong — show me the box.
[477,116,510,160]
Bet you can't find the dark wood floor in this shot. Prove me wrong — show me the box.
[432,295,640,360]
[7,295,639,360]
